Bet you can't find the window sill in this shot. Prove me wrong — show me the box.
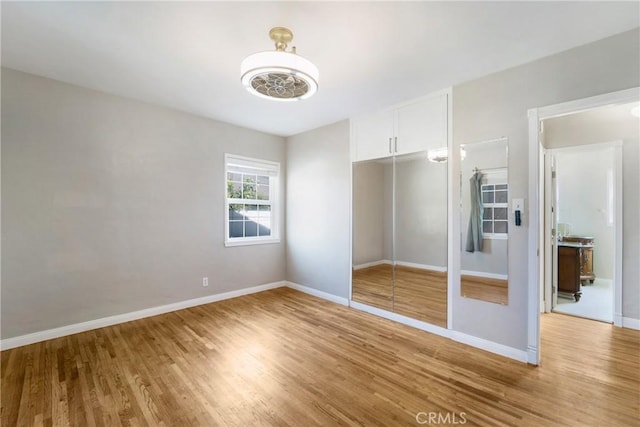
[483,234,508,240]
[224,237,281,247]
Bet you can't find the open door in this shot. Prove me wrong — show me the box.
[543,151,559,313]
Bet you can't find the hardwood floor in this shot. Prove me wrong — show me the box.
[351,264,393,311]
[460,275,508,305]
[393,266,447,327]
[2,288,639,426]
[352,264,448,327]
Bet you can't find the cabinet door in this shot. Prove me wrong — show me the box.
[351,110,394,161]
[395,93,447,155]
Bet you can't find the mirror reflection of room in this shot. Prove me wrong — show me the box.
[460,138,509,305]
[352,151,448,327]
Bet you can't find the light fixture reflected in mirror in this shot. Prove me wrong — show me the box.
[427,146,466,163]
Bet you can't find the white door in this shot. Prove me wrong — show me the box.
[394,93,447,155]
[543,151,559,312]
[351,110,394,161]
[550,154,559,310]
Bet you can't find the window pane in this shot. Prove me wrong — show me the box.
[259,205,271,212]
[245,221,258,237]
[495,184,508,190]
[482,191,494,203]
[257,184,270,200]
[494,221,508,234]
[242,181,256,199]
[227,172,242,182]
[494,207,508,220]
[483,221,493,233]
[483,207,493,220]
[229,204,244,220]
[495,190,508,203]
[227,182,242,198]
[482,184,494,190]
[258,222,271,237]
[257,175,269,185]
[229,221,244,238]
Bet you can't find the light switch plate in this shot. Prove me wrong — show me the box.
[512,198,524,213]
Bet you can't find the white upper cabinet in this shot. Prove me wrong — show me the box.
[350,108,394,161]
[351,90,449,162]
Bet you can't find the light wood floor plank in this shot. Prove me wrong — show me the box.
[2,288,639,426]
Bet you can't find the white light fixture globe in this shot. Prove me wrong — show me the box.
[241,27,319,101]
[427,147,467,163]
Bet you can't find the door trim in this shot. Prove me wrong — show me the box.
[527,87,639,365]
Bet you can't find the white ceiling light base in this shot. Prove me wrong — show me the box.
[241,27,319,101]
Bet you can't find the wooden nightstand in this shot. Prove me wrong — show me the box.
[562,236,595,284]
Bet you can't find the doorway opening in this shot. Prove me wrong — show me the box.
[544,141,621,323]
[526,87,639,365]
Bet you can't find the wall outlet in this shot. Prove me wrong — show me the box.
[202,277,208,287]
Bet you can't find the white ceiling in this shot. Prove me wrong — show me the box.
[2,2,638,137]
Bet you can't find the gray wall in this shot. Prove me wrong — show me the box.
[1,68,286,339]
[352,155,448,269]
[395,155,447,268]
[544,104,639,316]
[285,120,351,298]
[352,160,386,266]
[452,28,640,348]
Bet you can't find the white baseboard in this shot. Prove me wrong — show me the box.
[285,281,349,306]
[449,331,528,363]
[622,317,640,330]
[352,260,392,270]
[350,301,449,337]
[0,281,285,351]
[353,260,447,273]
[460,270,508,280]
[350,300,528,363]
[395,261,447,273]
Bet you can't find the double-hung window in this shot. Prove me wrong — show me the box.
[225,154,280,246]
[481,183,508,238]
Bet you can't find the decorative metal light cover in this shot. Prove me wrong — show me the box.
[240,27,319,101]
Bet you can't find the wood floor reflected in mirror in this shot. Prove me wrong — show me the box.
[351,264,393,311]
[394,266,447,328]
[460,275,508,305]
[352,264,447,327]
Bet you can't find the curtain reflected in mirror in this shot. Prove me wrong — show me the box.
[352,152,448,327]
[460,138,509,304]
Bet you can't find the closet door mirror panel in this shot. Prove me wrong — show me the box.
[393,151,448,327]
[352,158,394,310]
[460,138,509,305]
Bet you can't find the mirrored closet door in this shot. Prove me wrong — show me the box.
[352,151,448,327]
[459,138,509,305]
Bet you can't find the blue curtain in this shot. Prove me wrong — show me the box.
[465,172,484,252]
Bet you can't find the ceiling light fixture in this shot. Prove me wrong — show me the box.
[240,27,319,101]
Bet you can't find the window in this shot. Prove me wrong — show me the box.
[225,154,280,246]
[481,183,508,238]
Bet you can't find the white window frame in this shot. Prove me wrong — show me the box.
[224,154,280,247]
[481,170,508,240]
